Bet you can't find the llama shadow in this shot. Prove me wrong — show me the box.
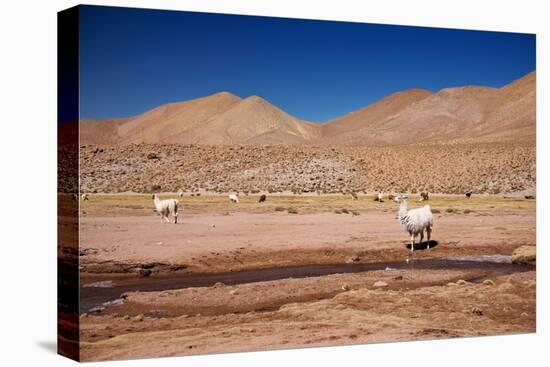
[406,240,439,251]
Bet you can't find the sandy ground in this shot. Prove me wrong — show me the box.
[77,195,536,361]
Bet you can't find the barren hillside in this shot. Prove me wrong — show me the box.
[78,71,535,146]
[321,72,535,145]
[80,118,129,145]
[96,92,241,144]
[321,89,433,140]
[176,95,321,145]
[472,71,536,142]
[80,92,321,145]
[72,143,535,195]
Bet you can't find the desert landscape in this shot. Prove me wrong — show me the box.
[59,71,536,361]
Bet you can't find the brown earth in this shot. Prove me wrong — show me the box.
[77,71,535,146]
[72,143,535,195]
[80,92,321,146]
[322,89,433,139]
[321,72,535,145]
[77,194,535,361]
[80,272,535,361]
[78,195,535,274]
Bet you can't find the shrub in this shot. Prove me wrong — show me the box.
[287,207,298,214]
[431,208,441,214]
[446,208,458,213]
[341,208,350,214]
[334,209,342,214]
[275,206,286,212]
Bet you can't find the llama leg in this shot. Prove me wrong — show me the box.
[174,212,178,224]
[427,226,432,249]
[410,233,415,252]
[420,230,424,247]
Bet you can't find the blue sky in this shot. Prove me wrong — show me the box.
[79,5,536,122]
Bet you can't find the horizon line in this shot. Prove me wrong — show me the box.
[79,69,536,123]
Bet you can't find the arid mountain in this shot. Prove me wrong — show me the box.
[471,71,536,143]
[59,117,128,146]
[115,92,241,144]
[79,71,535,146]
[320,71,535,145]
[80,92,321,145]
[171,95,321,144]
[80,118,129,145]
[322,89,433,138]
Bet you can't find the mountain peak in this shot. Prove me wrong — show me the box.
[243,95,269,104]
[391,88,433,96]
[211,91,240,99]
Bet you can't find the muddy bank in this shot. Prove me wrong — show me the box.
[80,270,536,361]
[79,240,530,277]
[80,256,533,314]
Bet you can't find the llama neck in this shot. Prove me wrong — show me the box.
[399,200,408,218]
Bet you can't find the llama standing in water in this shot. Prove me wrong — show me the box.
[152,194,179,224]
[396,195,433,252]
